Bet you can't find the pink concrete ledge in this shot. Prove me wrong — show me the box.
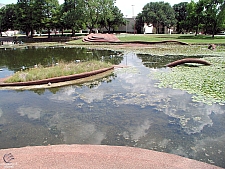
[0,144,222,169]
[0,67,114,87]
[166,58,211,67]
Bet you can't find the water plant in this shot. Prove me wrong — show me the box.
[5,60,112,83]
[153,57,225,105]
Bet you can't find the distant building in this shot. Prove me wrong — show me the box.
[117,18,136,33]
[98,18,136,34]
[1,30,19,36]
[100,17,174,34]
[143,23,153,34]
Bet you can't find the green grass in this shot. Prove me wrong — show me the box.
[5,60,112,83]
[116,34,225,44]
[67,34,225,45]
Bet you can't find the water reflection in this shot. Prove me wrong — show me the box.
[137,53,206,68]
[0,47,123,76]
[0,48,224,168]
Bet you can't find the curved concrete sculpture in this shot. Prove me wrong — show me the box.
[166,58,211,67]
[0,144,221,169]
[83,33,120,42]
[0,67,114,87]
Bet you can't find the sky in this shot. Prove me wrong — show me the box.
[0,0,191,17]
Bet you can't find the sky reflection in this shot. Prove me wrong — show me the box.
[0,51,224,167]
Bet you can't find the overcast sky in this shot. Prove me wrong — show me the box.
[0,0,190,17]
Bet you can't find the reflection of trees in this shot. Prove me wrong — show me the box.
[31,89,46,95]
[137,54,205,68]
[0,48,123,72]
[86,73,116,89]
[31,88,61,95]
[27,72,116,95]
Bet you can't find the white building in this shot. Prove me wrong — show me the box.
[143,23,153,34]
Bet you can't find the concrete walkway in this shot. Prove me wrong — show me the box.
[0,145,222,169]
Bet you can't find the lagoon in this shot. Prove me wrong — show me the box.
[0,47,224,168]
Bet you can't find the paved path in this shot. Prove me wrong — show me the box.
[0,145,222,169]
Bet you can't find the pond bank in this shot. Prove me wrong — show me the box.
[0,68,116,90]
[0,144,222,169]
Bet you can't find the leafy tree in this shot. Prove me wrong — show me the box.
[42,0,60,38]
[84,0,116,33]
[201,0,225,37]
[15,0,60,37]
[0,8,3,35]
[32,0,48,35]
[135,13,145,33]
[109,6,125,32]
[56,4,67,35]
[186,0,205,35]
[62,0,86,36]
[15,0,36,37]
[142,2,177,34]
[0,4,17,35]
[173,2,188,33]
[98,5,125,33]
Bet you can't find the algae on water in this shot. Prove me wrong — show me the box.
[152,57,225,105]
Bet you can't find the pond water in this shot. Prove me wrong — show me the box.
[0,47,224,168]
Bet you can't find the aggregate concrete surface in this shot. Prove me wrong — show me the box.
[0,144,222,169]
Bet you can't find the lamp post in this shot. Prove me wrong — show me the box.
[125,15,128,33]
[132,5,136,34]
[132,5,134,18]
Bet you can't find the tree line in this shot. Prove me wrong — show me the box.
[0,0,125,37]
[135,0,225,37]
[0,0,224,38]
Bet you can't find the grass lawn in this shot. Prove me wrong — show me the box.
[116,34,225,44]
[67,34,225,45]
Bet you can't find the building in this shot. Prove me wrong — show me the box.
[117,18,137,33]
[143,23,153,34]
[113,18,174,34]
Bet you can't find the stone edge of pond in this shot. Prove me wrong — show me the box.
[0,66,116,88]
[0,144,222,169]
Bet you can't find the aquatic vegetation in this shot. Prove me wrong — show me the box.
[5,61,112,83]
[153,57,225,105]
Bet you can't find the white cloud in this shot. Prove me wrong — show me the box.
[17,106,42,120]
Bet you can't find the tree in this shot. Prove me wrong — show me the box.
[62,0,86,36]
[0,4,17,35]
[15,0,36,37]
[32,0,47,35]
[135,13,145,33]
[173,2,188,33]
[0,8,3,35]
[56,4,67,35]
[84,0,116,33]
[109,6,125,32]
[42,0,60,38]
[186,0,205,36]
[142,2,177,34]
[201,0,225,37]
[98,5,125,33]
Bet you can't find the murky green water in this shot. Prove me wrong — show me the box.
[0,47,224,168]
